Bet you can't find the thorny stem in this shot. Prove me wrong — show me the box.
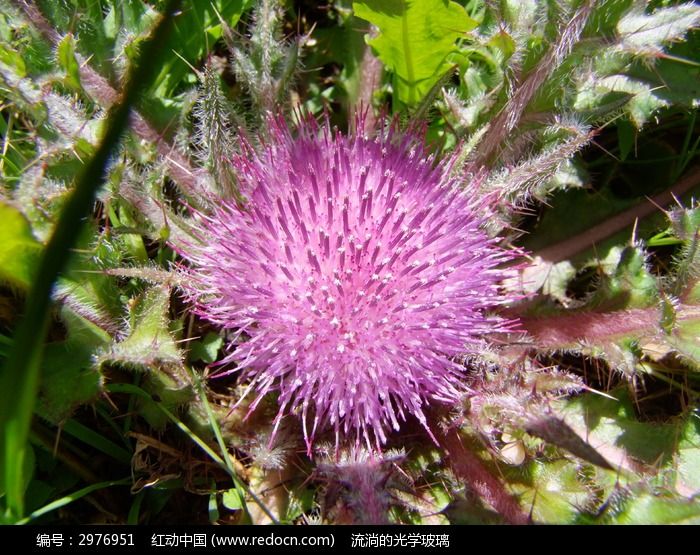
[473,0,594,167]
[14,0,204,198]
[442,428,530,525]
[535,165,700,263]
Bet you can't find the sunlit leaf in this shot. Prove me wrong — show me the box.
[353,0,477,106]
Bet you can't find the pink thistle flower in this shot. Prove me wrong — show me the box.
[179,117,519,452]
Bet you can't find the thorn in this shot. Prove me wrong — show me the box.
[166,155,195,175]
[79,54,94,68]
[590,138,620,162]
[580,384,619,401]
[172,49,201,78]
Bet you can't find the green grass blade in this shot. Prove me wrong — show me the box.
[127,491,145,525]
[62,419,132,465]
[15,478,131,525]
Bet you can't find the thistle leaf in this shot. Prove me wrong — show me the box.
[353,0,477,106]
[37,308,108,423]
[526,415,613,470]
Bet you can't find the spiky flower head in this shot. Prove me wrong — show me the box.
[179,116,519,452]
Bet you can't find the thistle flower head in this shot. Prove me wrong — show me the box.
[179,116,519,452]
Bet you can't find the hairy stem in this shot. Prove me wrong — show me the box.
[521,303,700,350]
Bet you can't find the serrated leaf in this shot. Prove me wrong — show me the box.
[353,0,477,106]
[56,34,81,91]
[0,202,42,289]
[575,74,668,128]
[487,30,516,60]
[668,205,700,301]
[500,0,538,33]
[519,258,576,304]
[508,459,594,524]
[667,316,700,369]
[98,286,191,429]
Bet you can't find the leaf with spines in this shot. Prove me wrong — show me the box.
[37,308,109,423]
[101,286,183,372]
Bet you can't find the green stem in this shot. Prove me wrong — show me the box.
[0,0,181,520]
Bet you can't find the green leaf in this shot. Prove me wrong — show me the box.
[353,0,477,107]
[100,286,190,428]
[617,118,635,161]
[605,490,700,524]
[61,419,131,465]
[222,488,245,510]
[508,459,594,524]
[125,0,252,131]
[588,245,658,310]
[667,316,700,369]
[487,30,516,61]
[36,308,108,423]
[574,74,668,128]
[15,478,131,525]
[672,414,700,495]
[526,416,613,470]
[0,202,42,289]
[189,332,223,364]
[560,388,677,467]
[56,34,81,91]
[0,43,26,76]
